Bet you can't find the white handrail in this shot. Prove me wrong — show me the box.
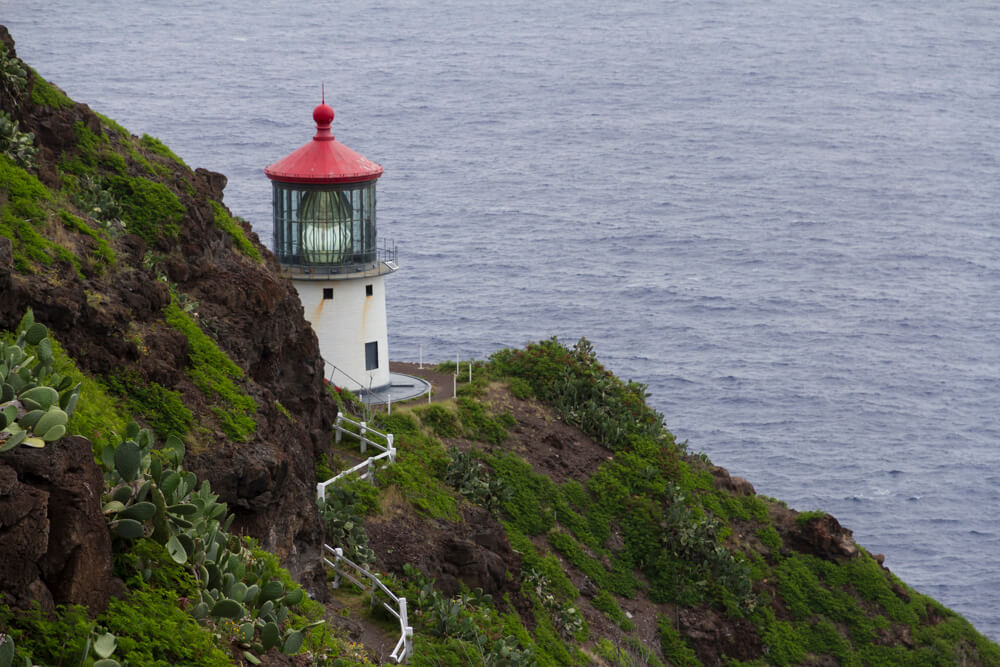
[324,545,414,663]
[318,414,396,501]
[318,418,412,662]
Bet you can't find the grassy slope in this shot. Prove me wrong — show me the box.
[331,339,1000,666]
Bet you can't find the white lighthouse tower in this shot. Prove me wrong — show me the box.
[265,100,397,394]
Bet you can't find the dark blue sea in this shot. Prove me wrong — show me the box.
[6,0,999,642]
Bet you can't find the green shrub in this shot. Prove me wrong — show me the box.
[0,155,77,273]
[318,480,378,567]
[42,336,131,451]
[0,111,37,168]
[141,133,187,166]
[489,337,662,451]
[381,428,460,520]
[415,403,460,438]
[106,174,184,245]
[657,615,700,666]
[487,451,558,536]
[163,299,257,441]
[444,447,510,514]
[59,210,116,270]
[794,510,827,525]
[105,369,193,440]
[28,67,74,109]
[591,590,633,630]
[456,396,510,444]
[211,200,261,261]
[102,589,233,666]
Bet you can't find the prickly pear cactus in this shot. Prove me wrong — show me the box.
[0,310,81,452]
[99,422,321,659]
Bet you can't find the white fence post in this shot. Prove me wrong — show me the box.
[335,413,343,445]
[359,421,367,453]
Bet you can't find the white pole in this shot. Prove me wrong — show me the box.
[453,373,457,398]
[419,344,423,370]
[469,360,472,383]
[427,386,432,404]
[387,391,392,415]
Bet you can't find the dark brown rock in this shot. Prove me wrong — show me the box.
[195,168,228,201]
[786,512,859,561]
[0,436,114,612]
[676,606,763,665]
[711,465,756,496]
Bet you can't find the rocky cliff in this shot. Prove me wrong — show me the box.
[0,26,334,605]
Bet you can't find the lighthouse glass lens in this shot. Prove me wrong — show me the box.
[272,181,377,268]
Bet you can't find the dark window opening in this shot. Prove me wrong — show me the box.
[365,284,374,297]
[323,287,334,300]
[365,341,379,371]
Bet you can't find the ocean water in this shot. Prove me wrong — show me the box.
[5,0,999,641]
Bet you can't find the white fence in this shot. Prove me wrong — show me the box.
[317,414,396,501]
[317,413,413,663]
[324,545,414,664]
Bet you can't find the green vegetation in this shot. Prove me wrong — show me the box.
[105,369,193,440]
[163,299,257,441]
[0,111,37,168]
[414,402,460,438]
[28,67,74,109]
[318,477,379,567]
[0,313,82,451]
[211,201,262,261]
[59,210,117,271]
[373,412,460,521]
[657,616,700,666]
[0,44,28,102]
[491,337,661,451]
[591,590,634,631]
[794,509,827,524]
[444,447,510,515]
[456,395,513,444]
[0,155,83,274]
[140,133,187,167]
[106,174,184,246]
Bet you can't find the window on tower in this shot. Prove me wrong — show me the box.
[365,284,374,296]
[323,288,333,299]
[365,341,379,371]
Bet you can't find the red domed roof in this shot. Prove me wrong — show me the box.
[265,102,383,184]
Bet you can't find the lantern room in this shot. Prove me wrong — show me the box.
[266,100,398,394]
[266,102,385,272]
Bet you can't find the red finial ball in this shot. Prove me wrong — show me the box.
[313,102,334,127]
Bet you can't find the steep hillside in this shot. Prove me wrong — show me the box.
[2,25,999,667]
[0,26,334,592]
[325,343,999,666]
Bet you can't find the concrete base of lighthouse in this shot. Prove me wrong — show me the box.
[292,263,395,394]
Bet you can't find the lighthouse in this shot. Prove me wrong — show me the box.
[266,100,397,395]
